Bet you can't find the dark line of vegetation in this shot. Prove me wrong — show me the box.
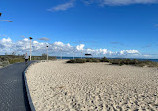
[67,57,158,67]
[0,54,56,67]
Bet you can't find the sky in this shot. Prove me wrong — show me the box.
[0,0,158,58]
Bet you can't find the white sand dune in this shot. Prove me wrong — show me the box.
[26,60,158,111]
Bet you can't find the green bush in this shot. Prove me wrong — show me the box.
[137,60,158,67]
[91,58,100,62]
[2,61,10,67]
[109,59,158,67]
[100,57,109,62]
[86,58,93,62]
[76,59,86,63]
[67,59,86,63]
[67,58,101,63]
[109,59,122,66]
[67,57,158,67]
[85,58,100,62]
[67,59,76,63]
[8,58,25,64]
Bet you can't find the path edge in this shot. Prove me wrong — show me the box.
[24,62,38,111]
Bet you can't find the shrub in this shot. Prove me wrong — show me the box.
[75,59,86,63]
[86,58,93,62]
[67,59,86,63]
[91,58,100,62]
[137,60,158,67]
[109,59,158,67]
[67,59,76,63]
[67,58,158,68]
[0,61,10,67]
[8,58,24,64]
[109,59,123,66]
[100,57,109,62]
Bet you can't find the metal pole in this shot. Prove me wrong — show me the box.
[81,51,82,59]
[30,39,31,61]
[60,49,62,59]
[29,37,33,61]
[47,46,48,61]
[73,50,75,60]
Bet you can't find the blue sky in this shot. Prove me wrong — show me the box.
[0,0,158,58]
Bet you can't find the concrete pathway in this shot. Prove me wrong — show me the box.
[0,61,35,111]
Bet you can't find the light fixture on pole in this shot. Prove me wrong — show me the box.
[81,50,83,59]
[73,50,75,60]
[0,20,13,22]
[46,46,48,61]
[29,37,33,61]
[0,13,13,22]
[60,49,62,60]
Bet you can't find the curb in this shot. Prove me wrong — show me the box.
[24,62,39,111]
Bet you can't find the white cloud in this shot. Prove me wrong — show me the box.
[24,38,29,41]
[0,37,153,58]
[1,38,12,43]
[119,50,140,55]
[39,37,50,41]
[48,0,74,12]
[53,41,64,46]
[101,0,158,5]
[76,44,85,50]
[84,0,158,6]
[47,0,158,12]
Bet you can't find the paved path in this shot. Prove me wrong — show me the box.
[0,61,35,111]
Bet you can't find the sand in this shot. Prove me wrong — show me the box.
[26,60,158,111]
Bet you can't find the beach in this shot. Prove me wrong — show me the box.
[26,60,158,111]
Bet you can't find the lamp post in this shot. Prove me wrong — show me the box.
[60,49,62,60]
[81,50,83,59]
[73,50,75,60]
[0,13,13,22]
[46,46,48,61]
[29,37,33,61]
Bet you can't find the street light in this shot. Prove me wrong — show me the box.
[46,46,48,61]
[73,50,75,60]
[60,49,62,60]
[29,37,33,61]
[0,20,13,22]
[0,13,13,22]
[81,50,83,59]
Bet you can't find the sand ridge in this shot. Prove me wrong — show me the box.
[26,60,158,111]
